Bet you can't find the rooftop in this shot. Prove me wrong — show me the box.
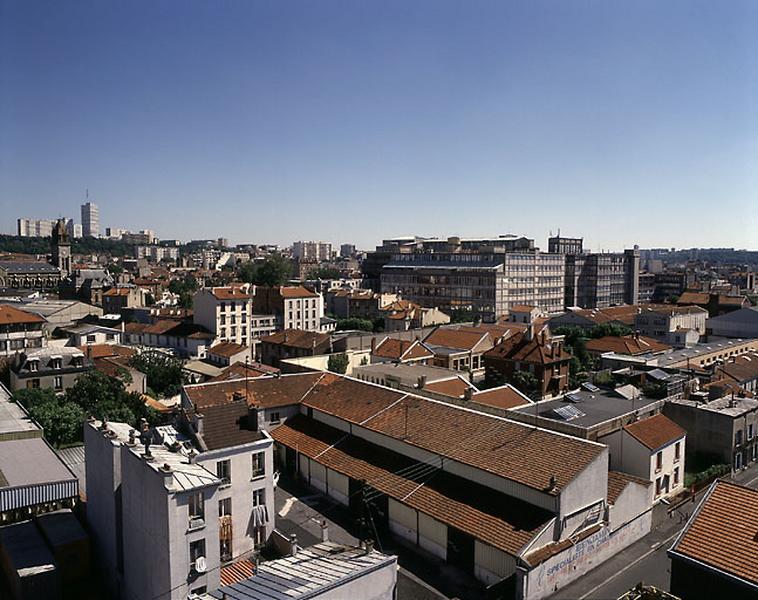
[208,341,248,358]
[0,261,59,274]
[670,480,758,588]
[259,329,330,349]
[0,437,77,491]
[586,335,671,356]
[470,385,532,410]
[512,386,660,429]
[0,382,40,437]
[623,413,685,451]
[669,394,758,417]
[209,541,397,600]
[656,338,758,368]
[0,303,45,325]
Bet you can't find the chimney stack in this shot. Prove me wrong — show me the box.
[417,375,427,389]
[463,387,473,402]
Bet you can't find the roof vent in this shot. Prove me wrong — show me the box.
[160,462,172,473]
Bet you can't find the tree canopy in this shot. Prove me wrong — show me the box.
[327,353,349,374]
[238,254,293,286]
[129,351,187,398]
[168,274,198,308]
[307,266,341,280]
[335,317,374,332]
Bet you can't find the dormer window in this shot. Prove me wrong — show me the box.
[28,359,39,372]
[51,358,63,369]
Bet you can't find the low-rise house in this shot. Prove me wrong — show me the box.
[329,289,397,320]
[370,336,433,365]
[602,413,685,501]
[634,305,708,346]
[17,299,103,332]
[663,391,758,472]
[353,362,477,402]
[10,346,93,392]
[381,300,450,332]
[259,329,331,368]
[422,326,494,380]
[84,344,146,395]
[715,352,758,394]
[585,334,671,359]
[0,304,46,358]
[668,480,758,600]
[102,285,144,313]
[123,320,215,359]
[483,328,572,398]
[206,342,251,367]
[676,291,750,317]
[60,323,122,347]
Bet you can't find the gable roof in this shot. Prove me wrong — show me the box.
[670,480,758,587]
[208,342,248,358]
[585,335,671,356]
[623,413,685,451]
[209,362,279,382]
[184,372,323,410]
[0,304,45,326]
[485,331,572,365]
[716,353,758,383]
[470,386,532,410]
[260,329,330,349]
[423,376,475,398]
[373,338,433,361]
[607,470,652,505]
[423,328,491,352]
[279,285,319,299]
[299,374,605,494]
[209,287,252,300]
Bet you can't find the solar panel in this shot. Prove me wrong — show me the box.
[553,405,586,421]
[565,392,583,403]
[582,383,600,393]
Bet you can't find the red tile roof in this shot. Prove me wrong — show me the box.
[210,287,252,300]
[671,480,758,586]
[300,374,604,493]
[210,362,279,381]
[485,331,572,365]
[424,328,491,351]
[585,335,671,356]
[373,338,433,361]
[209,342,248,358]
[423,377,473,398]
[184,372,323,410]
[607,471,652,505]
[77,344,136,360]
[260,329,330,349]
[272,415,553,557]
[279,285,319,299]
[0,304,45,325]
[623,413,685,451]
[470,386,531,410]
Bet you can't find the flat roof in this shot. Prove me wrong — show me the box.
[657,338,757,366]
[0,437,77,489]
[512,388,659,428]
[209,542,397,600]
[352,362,462,386]
[0,383,41,437]
[669,394,758,417]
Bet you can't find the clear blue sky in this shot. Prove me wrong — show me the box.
[1,0,757,250]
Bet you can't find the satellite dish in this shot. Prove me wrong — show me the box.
[195,556,207,573]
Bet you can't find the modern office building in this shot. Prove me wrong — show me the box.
[378,235,565,320]
[80,202,99,237]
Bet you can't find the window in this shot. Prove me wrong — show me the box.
[51,358,62,369]
[253,489,265,507]
[216,460,231,486]
[269,411,281,425]
[106,333,115,341]
[252,452,265,478]
[189,539,206,570]
[27,379,40,389]
[655,477,661,497]
[655,451,663,472]
[218,497,232,517]
[188,492,205,528]
[253,524,266,548]
[749,424,755,441]
[87,335,96,344]
[220,302,226,312]
[735,452,743,470]
[28,359,39,372]
[736,430,744,446]
[54,376,63,390]
[673,467,680,486]
[674,442,681,462]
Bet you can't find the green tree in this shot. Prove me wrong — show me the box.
[449,308,475,323]
[336,317,374,332]
[129,352,187,398]
[327,353,349,374]
[65,370,158,426]
[588,323,633,338]
[28,397,85,447]
[510,370,539,398]
[238,254,292,286]
[168,274,198,308]
[307,267,341,280]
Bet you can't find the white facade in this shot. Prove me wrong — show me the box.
[281,293,324,332]
[81,201,99,237]
[193,288,253,346]
[292,241,333,262]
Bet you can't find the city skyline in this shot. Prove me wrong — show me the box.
[2,1,757,249]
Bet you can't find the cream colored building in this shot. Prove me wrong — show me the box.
[193,286,253,346]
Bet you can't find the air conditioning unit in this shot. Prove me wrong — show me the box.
[194,556,207,573]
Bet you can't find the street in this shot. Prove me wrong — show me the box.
[550,465,758,600]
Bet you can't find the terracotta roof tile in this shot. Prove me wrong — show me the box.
[672,480,758,586]
[209,342,248,358]
[260,329,330,349]
[210,287,252,300]
[423,377,473,398]
[184,372,323,410]
[301,375,604,493]
[279,285,319,299]
[272,415,553,557]
[623,413,685,451]
[470,386,531,410]
[210,362,279,382]
[424,328,490,351]
[585,335,672,356]
[0,304,45,325]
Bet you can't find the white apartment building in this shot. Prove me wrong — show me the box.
[292,240,333,262]
[85,416,275,600]
[193,287,254,346]
[634,305,708,346]
[81,201,99,237]
[280,287,324,331]
[603,413,686,501]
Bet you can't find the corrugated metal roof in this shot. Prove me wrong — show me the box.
[209,542,396,599]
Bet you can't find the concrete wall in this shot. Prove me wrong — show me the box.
[418,513,446,560]
[522,513,652,600]
[608,480,652,532]
[475,541,517,587]
[279,349,372,376]
[556,450,609,524]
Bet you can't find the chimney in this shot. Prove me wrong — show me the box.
[463,387,473,402]
[364,539,374,555]
[194,412,204,434]
[370,337,376,353]
[417,375,427,389]
[290,534,298,557]
[320,520,329,542]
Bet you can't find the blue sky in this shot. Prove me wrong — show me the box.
[1,1,757,250]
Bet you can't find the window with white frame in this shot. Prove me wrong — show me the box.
[253,489,265,507]
[188,492,205,527]
[252,452,265,478]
